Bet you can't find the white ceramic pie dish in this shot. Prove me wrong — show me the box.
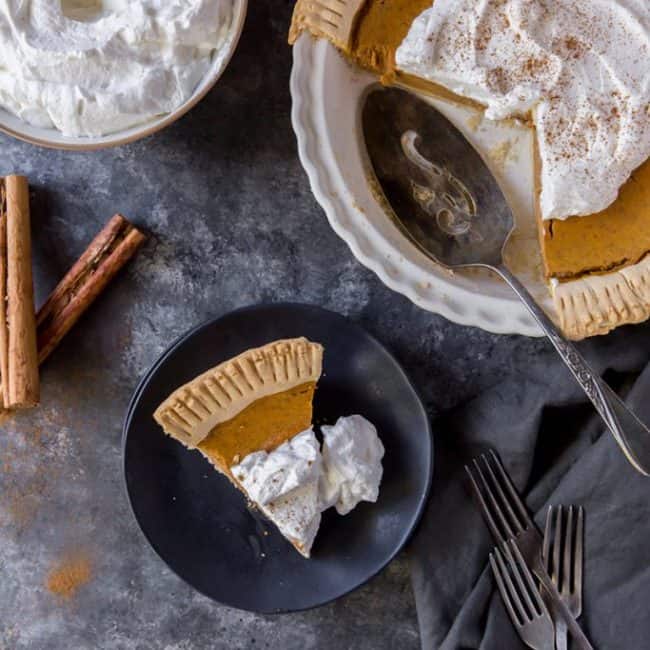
[0,0,248,151]
[290,34,552,337]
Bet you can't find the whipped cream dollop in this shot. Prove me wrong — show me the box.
[0,1,235,136]
[396,0,650,220]
[319,415,385,515]
[231,415,384,556]
[232,429,323,556]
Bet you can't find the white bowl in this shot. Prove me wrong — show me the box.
[0,0,248,151]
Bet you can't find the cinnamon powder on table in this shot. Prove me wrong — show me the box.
[45,554,92,600]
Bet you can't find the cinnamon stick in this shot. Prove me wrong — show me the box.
[0,175,39,409]
[0,186,9,408]
[36,214,146,364]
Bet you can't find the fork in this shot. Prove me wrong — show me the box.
[465,451,593,649]
[543,505,585,650]
[289,0,365,50]
[490,540,555,650]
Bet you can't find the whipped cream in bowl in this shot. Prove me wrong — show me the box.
[0,0,248,149]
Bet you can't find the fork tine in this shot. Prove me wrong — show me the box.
[490,548,526,626]
[488,450,535,529]
[553,505,563,588]
[481,454,525,534]
[508,539,549,616]
[465,462,509,544]
[474,457,519,537]
[542,506,552,574]
[472,455,516,543]
[502,541,537,619]
[563,506,574,596]
[574,506,584,598]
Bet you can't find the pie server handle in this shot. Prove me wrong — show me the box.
[496,264,650,476]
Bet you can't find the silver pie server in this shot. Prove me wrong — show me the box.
[362,86,650,476]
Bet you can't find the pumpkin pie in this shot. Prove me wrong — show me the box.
[289,0,650,339]
[154,337,324,556]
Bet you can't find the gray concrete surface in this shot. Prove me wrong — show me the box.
[0,2,555,648]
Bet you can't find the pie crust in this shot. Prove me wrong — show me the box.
[154,338,324,448]
[552,256,650,339]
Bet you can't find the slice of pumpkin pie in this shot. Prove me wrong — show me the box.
[154,337,324,556]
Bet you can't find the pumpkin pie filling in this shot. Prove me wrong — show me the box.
[540,160,650,280]
[290,0,650,338]
[350,0,431,76]
[197,381,316,477]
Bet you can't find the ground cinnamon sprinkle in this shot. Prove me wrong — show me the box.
[1,425,53,531]
[45,555,92,600]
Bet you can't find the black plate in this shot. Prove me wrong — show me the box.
[122,303,433,613]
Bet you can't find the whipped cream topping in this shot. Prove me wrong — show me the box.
[319,415,385,515]
[231,416,384,556]
[396,0,650,220]
[231,429,322,556]
[0,1,235,137]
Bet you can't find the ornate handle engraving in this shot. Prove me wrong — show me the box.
[546,329,603,410]
[496,263,650,475]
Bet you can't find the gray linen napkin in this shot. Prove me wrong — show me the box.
[409,322,650,649]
